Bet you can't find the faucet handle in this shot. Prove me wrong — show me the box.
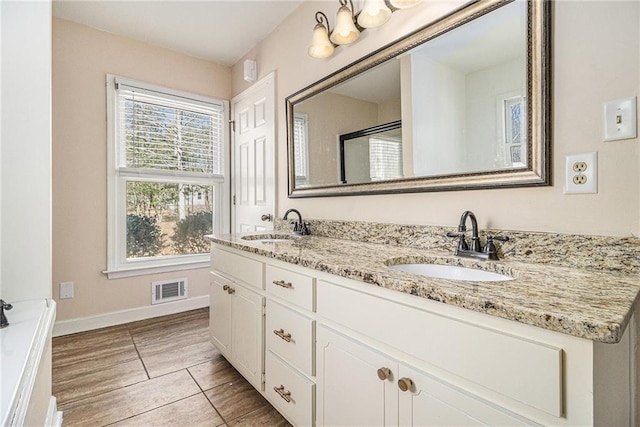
[446,231,469,251]
[483,235,509,259]
[299,222,310,236]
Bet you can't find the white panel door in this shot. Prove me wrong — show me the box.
[398,364,533,426]
[231,283,265,391]
[209,276,232,356]
[316,325,398,426]
[232,72,275,233]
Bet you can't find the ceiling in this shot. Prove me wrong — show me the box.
[53,0,304,67]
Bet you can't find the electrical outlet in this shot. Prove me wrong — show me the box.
[564,152,597,194]
[60,282,74,299]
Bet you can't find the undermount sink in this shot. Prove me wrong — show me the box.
[241,234,296,244]
[389,263,513,282]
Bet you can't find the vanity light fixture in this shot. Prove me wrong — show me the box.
[309,0,423,58]
[330,0,360,45]
[308,12,335,58]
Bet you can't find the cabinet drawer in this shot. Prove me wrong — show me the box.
[317,280,563,417]
[266,300,314,377]
[266,265,315,311]
[211,247,264,290]
[265,351,315,427]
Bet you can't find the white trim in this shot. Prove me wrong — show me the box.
[45,397,63,427]
[52,294,210,337]
[104,259,209,279]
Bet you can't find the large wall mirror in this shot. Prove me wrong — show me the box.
[286,0,551,197]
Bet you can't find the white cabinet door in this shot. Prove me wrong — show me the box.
[316,326,398,427]
[231,283,265,391]
[398,364,532,426]
[209,275,232,356]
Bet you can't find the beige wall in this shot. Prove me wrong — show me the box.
[232,1,640,237]
[52,18,231,321]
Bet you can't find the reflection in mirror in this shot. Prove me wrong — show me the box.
[339,120,403,185]
[287,0,550,197]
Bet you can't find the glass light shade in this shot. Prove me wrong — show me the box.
[389,0,423,9]
[357,0,392,28]
[308,23,335,58]
[330,5,360,45]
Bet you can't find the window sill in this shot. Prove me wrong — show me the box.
[104,259,210,279]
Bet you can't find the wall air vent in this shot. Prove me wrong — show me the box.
[151,278,188,304]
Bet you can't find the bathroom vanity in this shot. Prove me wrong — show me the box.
[207,226,639,426]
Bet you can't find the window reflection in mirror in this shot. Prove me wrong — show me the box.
[288,0,549,197]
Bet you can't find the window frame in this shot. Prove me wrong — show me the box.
[105,75,230,279]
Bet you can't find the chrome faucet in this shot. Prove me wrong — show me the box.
[446,211,509,261]
[0,300,13,328]
[283,209,310,236]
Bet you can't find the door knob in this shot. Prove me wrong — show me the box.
[377,367,392,381]
[261,213,273,222]
[398,377,413,392]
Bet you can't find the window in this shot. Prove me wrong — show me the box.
[368,137,403,181]
[293,113,309,186]
[106,76,229,278]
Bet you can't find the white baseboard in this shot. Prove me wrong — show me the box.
[45,397,62,427]
[52,295,209,337]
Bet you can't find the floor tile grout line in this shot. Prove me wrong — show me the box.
[101,391,204,427]
[186,366,229,424]
[58,366,202,411]
[127,327,151,380]
[224,402,272,425]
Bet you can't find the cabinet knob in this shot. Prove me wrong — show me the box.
[273,385,292,403]
[273,328,292,343]
[272,280,293,289]
[222,284,229,291]
[398,377,414,392]
[377,367,392,381]
[227,287,235,295]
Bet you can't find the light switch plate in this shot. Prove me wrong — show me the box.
[603,96,637,141]
[564,152,597,194]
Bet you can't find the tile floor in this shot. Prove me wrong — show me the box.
[52,308,290,426]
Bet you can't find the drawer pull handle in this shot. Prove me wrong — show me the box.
[377,367,392,381]
[273,385,292,403]
[398,377,414,392]
[273,280,293,289]
[273,329,292,342]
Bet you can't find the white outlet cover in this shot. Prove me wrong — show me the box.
[564,152,597,194]
[60,281,74,299]
[603,96,637,141]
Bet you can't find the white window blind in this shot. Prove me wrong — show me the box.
[116,82,225,176]
[369,137,403,181]
[293,113,309,185]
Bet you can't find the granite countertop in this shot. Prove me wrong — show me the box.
[207,232,640,344]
